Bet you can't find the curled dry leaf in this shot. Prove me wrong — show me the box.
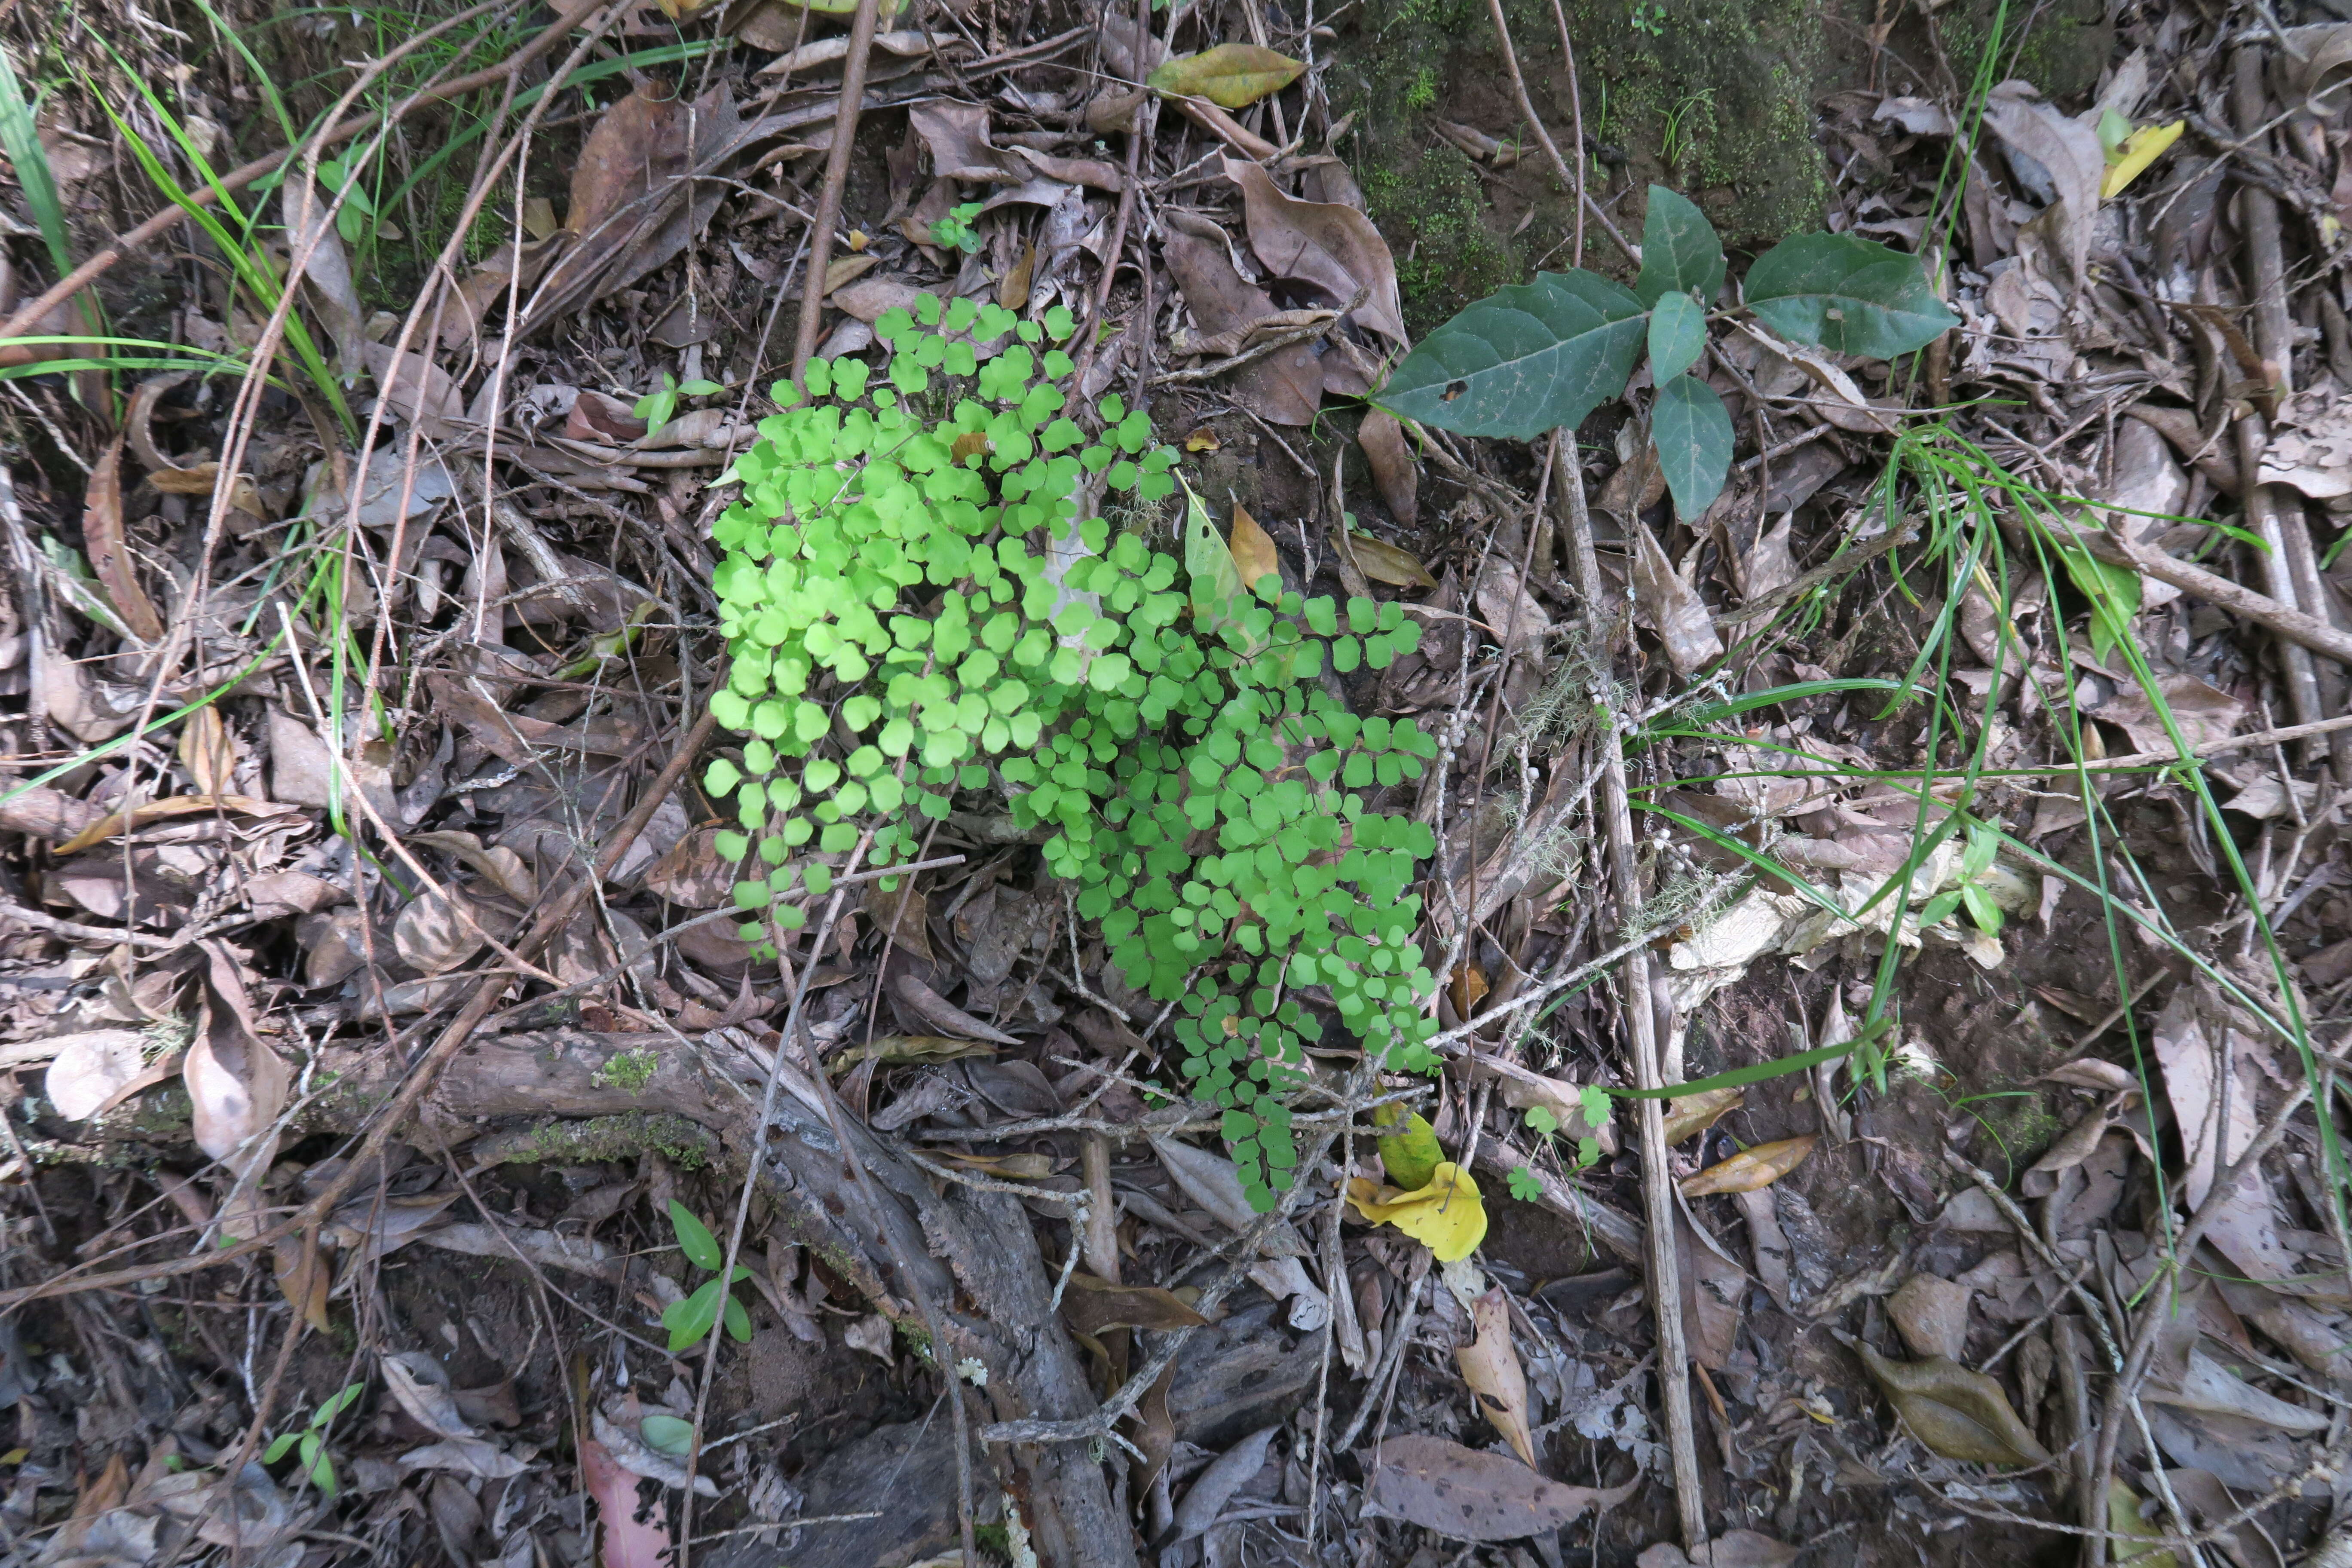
[1172,1424,1280,1542]
[1152,1136,1310,1255]
[1364,1435,1634,1541]
[1855,1342,2052,1465]
[892,971,1021,1044]
[1661,1087,1745,1145]
[1345,527,1439,591]
[1356,408,1419,526]
[1980,81,2105,291]
[383,1351,478,1440]
[843,1312,897,1366]
[1222,156,1406,343]
[1680,1136,1818,1197]
[1161,224,1323,426]
[1630,517,1723,677]
[1455,1286,1535,1464]
[84,438,165,644]
[1060,1274,1210,1336]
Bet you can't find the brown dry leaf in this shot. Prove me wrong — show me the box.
[1887,1273,1973,1361]
[1460,1054,1615,1152]
[43,1029,151,1121]
[1455,1286,1535,1465]
[1981,81,2104,291]
[1184,427,1220,453]
[643,830,737,910]
[1347,528,1439,591]
[1060,1274,1210,1336]
[187,944,291,1239]
[409,830,537,903]
[908,100,1008,182]
[1362,1435,1633,1541]
[1675,1201,1749,1368]
[52,794,293,857]
[178,707,239,799]
[1735,1186,1793,1311]
[844,1312,896,1365]
[1222,156,1406,342]
[2155,987,2307,1293]
[2258,383,2352,499]
[361,342,465,437]
[1229,502,1280,588]
[892,971,1020,1044]
[936,1150,1057,1179]
[1856,1342,2052,1464]
[862,876,933,960]
[999,241,1036,312]
[1356,409,1419,526]
[830,1035,993,1068]
[1681,1136,1817,1197]
[84,438,164,643]
[273,1235,330,1334]
[526,83,738,333]
[1661,1087,1744,1145]
[395,891,501,977]
[1631,518,1723,676]
[1161,221,1323,425]
[2090,675,2243,755]
[582,1438,670,1568]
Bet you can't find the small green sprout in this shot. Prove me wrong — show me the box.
[661,1201,753,1352]
[263,1381,364,1497]
[633,372,726,435]
[1505,1166,1543,1202]
[929,201,986,255]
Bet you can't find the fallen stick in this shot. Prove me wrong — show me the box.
[1554,437,1707,1550]
[789,0,884,380]
[2103,526,2352,665]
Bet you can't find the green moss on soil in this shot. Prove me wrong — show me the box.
[496,1112,714,1169]
[1332,0,1831,333]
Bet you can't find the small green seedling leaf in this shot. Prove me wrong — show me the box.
[1646,291,1706,383]
[1744,232,1959,360]
[664,1276,726,1351]
[669,1201,723,1272]
[1524,1104,1560,1137]
[1635,185,1725,307]
[1651,373,1733,518]
[641,1415,696,1457]
[1505,1166,1544,1202]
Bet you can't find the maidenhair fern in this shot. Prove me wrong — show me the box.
[702,294,1440,1207]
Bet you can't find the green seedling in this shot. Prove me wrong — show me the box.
[1630,2,1667,36]
[661,1201,753,1351]
[263,1381,364,1498]
[704,294,1442,1207]
[634,372,726,435]
[929,201,986,255]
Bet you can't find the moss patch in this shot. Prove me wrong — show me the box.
[1331,0,1831,331]
[478,1112,715,1169]
[590,1045,661,1093]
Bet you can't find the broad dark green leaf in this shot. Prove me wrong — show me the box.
[668,1200,722,1271]
[1375,270,1645,440]
[1651,374,1733,519]
[1636,186,1725,307]
[1647,292,1706,383]
[1744,233,1958,359]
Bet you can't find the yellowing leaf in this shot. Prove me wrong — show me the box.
[2107,1481,2180,1568]
[1372,1105,1442,1190]
[1660,1087,1744,1145]
[1856,1343,2052,1466]
[2101,120,2184,198]
[1347,1161,1487,1262]
[1344,528,1439,590]
[1184,427,1221,453]
[1146,43,1306,110]
[1230,502,1280,590]
[1679,1135,1817,1197]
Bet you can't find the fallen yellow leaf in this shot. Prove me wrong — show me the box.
[1678,1135,1818,1197]
[1347,1161,1487,1261]
[1230,502,1280,591]
[2101,120,2183,199]
[1372,1105,1442,1191]
[1660,1087,1744,1145]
